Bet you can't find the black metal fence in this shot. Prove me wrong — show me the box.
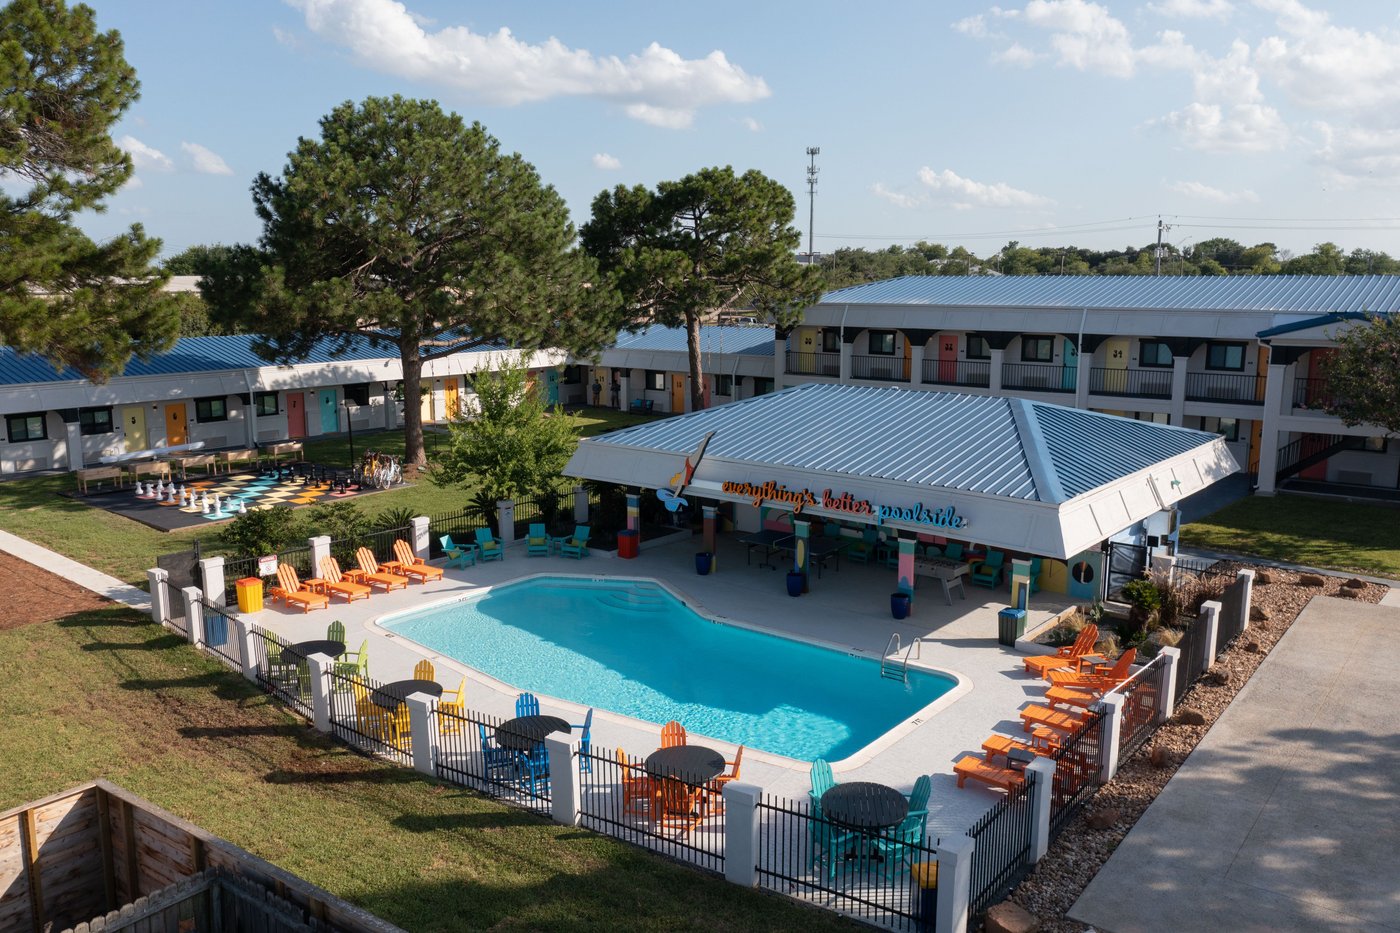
[1174,557,1233,582]
[921,358,990,387]
[197,598,244,672]
[434,705,553,816]
[221,544,314,602]
[1049,710,1105,841]
[967,771,1037,919]
[1184,371,1266,404]
[324,667,412,767]
[247,623,315,720]
[1105,541,1149,599]
[427,508,489,557]
[159,575,187,637]
[1173,610,1211,704]
[1112,657,1169,760]
[851,354,906,382]
[785,350,840,377]
[754,795,938,931]
[1001,363,1073,393]
[1217,576,1249,653]
[1089,366,1173,399]
[578,746,725,874]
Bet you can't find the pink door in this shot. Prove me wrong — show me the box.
[286,392,306,438]
[937,333,958,383]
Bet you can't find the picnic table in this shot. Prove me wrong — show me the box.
[75,465,124,494]
[220,448,262,473]
[122,460,172,484]
[163,452,221,479]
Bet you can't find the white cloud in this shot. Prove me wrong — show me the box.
[272,25,301,48]
[1166,179,1259,202]
[181,142,234,176]
[953,14,990,38]
[742,116,763,132]
[917,167,1052,208]
[291,0,769,128]
[123,175,144,191]
[1145,0,1232,19]
[992,42,1039,66]
[1022,0,1136,77]
[871,182,923,209]
[117,135,173,172]
[592,152,621,170]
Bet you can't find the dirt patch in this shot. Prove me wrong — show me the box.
[0,549,113,630]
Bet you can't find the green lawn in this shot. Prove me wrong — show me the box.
[0,608,851,932]
[0,411,657,588]
[1181,493,1400,578]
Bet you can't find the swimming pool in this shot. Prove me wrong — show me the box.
[381,576,957,761]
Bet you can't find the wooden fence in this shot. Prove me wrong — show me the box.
[0,780,402,933]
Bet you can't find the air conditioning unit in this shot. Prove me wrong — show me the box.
[1336,470,1373,486]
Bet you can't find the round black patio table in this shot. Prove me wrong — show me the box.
[280,639,344,661]
[369,678,443,709]
[644,745,725,784]
[495,715,571,752]
[820,782,909,831]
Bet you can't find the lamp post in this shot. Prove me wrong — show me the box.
[342,400,355,468]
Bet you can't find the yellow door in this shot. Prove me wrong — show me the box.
[164,404,187,446]
[420,381,435,424]
[121,405,147,453]
[1104,338,1128,370]
[444,377,460,419]
[671,373,686,412]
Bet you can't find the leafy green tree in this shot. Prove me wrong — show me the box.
[0,0,179,379]
[432,363,579,506]
[1321,314,1400,435]
[201,96,617,468]
[217,505,302,558]
[582,166,823,412]
[1282,242,1347,275]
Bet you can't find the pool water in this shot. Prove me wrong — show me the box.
[382,576,956,761]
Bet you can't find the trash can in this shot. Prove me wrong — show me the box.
[786,570,805,597]
[616,528,639,559]
[695,552,713,575]
[235,577,264,614]
[890,591,912,620]
[997,607,1027,646]
[910,861,938,932]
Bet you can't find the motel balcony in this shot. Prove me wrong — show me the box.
[849,354,907,382]
[1000,363,1074,394]
[785,350,840,377]
[1183,371,1266,405]
[920,358,991,388]
[1291,377,1335,414]
[1088,367,1173,400]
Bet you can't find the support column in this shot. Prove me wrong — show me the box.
[1236,569,1255,634]
[573,485,588,524]
[1157,646,1181,722]
[411,515,430,558]
[1098,694,1126,783]
[722,782,762,887]
[198,556,226,608]
[773,334,787,391]
[935,834,975,933]
[307,654,333,734]
[793,519,811,592]
[909,344,925,388]
[1075,349,1091,410]
[897,536,916,598]
[309,535,331,578]
[182,586,204,646]
[838,342,852,383]
[147,568,170,626]
[406,694,436,777]
[703,505,718,572]
[619,373,631,411]
[547,737,582,826]
[1256,362,1288,493]
[1150,553,1176,587]
[497,499,515,543]
[989,348,1005,393]
[1025,759,1055,863]
[1199,599,1221,669]
[625,492,640,534]
[1010,558,1031,609]
[1169,355,1189,425]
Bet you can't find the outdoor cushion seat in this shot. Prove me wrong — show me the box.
[969,549,1005,588]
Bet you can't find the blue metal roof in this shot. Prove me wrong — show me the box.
[612,325,775,356]
[819,275,1400,314]
[1255,311,1384,338]
[583,383,1219,504]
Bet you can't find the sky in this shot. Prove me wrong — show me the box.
[77,0,1400,262]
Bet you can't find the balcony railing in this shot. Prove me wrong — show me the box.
[1292,377,1334,411]
[850,354,906,382]
[1089,367,1173,399]
[1184,371,1266,404]
[921,358,991,387]
[784,350,839,377]
[1001,363,1074,393]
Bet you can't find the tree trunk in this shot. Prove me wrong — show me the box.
[687,310,706,413]
[401,349,426,469]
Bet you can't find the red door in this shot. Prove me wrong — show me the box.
[1306,348,1333,407]
[938,333,958,383]
[286,392,306,438]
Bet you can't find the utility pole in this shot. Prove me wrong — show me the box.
[1154,216,1171,276]
[805,147,820,263]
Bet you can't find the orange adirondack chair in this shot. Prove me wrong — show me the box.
[655,779,704,837]
[618,748,655,818]
[1020,703,1090,735]
[392,539,443,584]
[1023,624,1099,678]
[275,564,328,613]
[319,556,371,603]
[354,546,408,591]
[660,720,687,748]
[954,755,1025,792]
[1047,648,1137,689]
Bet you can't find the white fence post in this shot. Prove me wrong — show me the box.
[1236,568,1255,634]
[234,617,259,684]
[1025,759,1055,863]
[546,737,581,826]
[406,694,436,777]
[934,833,975,933]
[307,654,333,734]
[411,516,431,559]
[198,556,226,607]
[182,586,204,645]
[147,568,170,625]
[1157,646,1181,722]
[498,499,516,543]
[722,782,761,887]
[1097,694,1126,783]
[309,535,331,576]
[1200,600,1221,667]
[573,485,588,524]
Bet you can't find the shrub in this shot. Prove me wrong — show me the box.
[376,506,417,531]
[1121,578,1164,638]
[217,506,302,558]
[1154,568,1229,631]
[304,501,373,565]
[1095,631,1122,659]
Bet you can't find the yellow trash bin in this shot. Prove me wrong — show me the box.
[235,577,264,613]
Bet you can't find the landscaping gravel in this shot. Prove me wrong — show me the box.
[1001,565,1390,932]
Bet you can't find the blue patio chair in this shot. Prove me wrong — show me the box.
[440,534,477,569]
[970,549,1006,588]
[477,723,516,778]
[572,707,594,774]
[943,542,964,562]
[520,744,551,796]
[874,775,931,878]
[558,526,590,559]
[526,523,551,558]
[475,528,504,562]
[515,692,540,717]
[845,528,879,564]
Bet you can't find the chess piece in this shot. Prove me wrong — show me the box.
[179,488,189,507]
[133,481,145,499]
[201,495,210,514]
[213,493,222,515]
[238,497,248,514]
[165,484,175,503]
[154,479,165,499]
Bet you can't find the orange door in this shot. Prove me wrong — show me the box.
[670,374,686,412]
[286,392,306,438]
[164,404,187,446]
[938,333,958,382]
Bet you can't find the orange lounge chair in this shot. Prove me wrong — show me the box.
[1047,648,1137,689]
[354,546,408,592]
[1021,703,1090,735]
[392,539,444,583]
[954,755,1025,792]
[981,732,1058,764]
[275,564,329,613]
[319,556,371,603]
[1022,624,1099,678]
[1046,685,1102,709]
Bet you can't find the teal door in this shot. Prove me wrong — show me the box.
[319,390,339,433]
[1061,338,1078,391]
[545,369,560,405]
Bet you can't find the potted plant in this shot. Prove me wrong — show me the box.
[786,570,805,597]
[890,590,912,620]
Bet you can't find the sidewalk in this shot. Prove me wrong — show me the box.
[0,530,150,612]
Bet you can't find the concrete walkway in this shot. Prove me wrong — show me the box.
[0,529,150,612]
[1070,596,1400,933]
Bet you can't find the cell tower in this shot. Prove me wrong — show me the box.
[806,147,820,263]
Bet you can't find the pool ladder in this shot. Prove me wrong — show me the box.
[881,634,922,684]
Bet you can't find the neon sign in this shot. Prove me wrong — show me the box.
[720,478,968,529]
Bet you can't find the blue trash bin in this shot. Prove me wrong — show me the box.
[204,609,228,646]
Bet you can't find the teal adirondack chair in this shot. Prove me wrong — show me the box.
[943,541,964,561]
[970,549,1006,588]
[559,526,590,559]
[874,775,932,877]
[526,523,551,557]
[845,527,880,564]
[440,534,477,569]
[475,528,504,562]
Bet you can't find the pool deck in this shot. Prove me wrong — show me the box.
[241,532,1076,834]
